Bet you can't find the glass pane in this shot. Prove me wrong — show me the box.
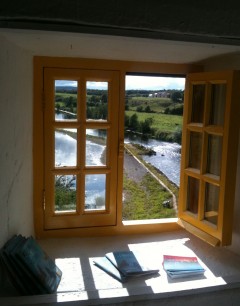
[207,135,222,176]
[55,80,78,121]
[55,129,77,167]
[86,81,108,120]
[191,84,205,123]
[204,183,219,226]
[86,129,107,166]
[85,174,106,210]
[189,132,202,169]
[209,84,226,126]
[186,176,199,214]
[55,175,76,212]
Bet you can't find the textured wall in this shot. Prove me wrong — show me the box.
[0,36,34,247]
[0,1,240,45]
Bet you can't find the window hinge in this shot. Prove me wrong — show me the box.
[42,92,46,111]
[42,189,46,211]
[118,139,124,157]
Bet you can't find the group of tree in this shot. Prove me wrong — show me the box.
[55,175,76,211]
[86,92,108,119]
[125,113,154,138]
[55,89,108,119]
[125,112,182,143]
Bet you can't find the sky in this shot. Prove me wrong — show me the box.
[56,76,185,91]
[126,75,185,90]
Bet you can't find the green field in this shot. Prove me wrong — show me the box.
[125,110,182,133]
[127,96,172,112]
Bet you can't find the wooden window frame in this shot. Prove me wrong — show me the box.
[178,71,240,246]
[34,56,214,239]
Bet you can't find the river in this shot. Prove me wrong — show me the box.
[125,136,181,186]
[55,130,106,208]
[55,128,181,188]
[55,112,181,186]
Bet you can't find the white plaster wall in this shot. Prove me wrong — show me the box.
[0,35,34,248]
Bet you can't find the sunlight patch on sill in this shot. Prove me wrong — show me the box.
[98,288,129,299]
[122,218,178,226]
[57,291,89,303]
[42,230,240,305]
[55,258,84,292]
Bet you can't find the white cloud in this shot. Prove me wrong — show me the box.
[126,75,185,90]
[55,80,77,87]
[86,81,108,90]
[55,76,185,90]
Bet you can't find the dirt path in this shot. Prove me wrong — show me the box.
[124,151,148,183]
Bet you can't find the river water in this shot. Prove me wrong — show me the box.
[55,130,181,189]
[55,130,106,208]
[125,136,181,186]
[55,112,181,187]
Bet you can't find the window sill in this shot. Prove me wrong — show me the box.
[122,217,178,226]
[1,229,240,305]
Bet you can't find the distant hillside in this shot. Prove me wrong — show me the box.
[55,86,77,93]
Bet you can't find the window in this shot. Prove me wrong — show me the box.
[43,68,119,230]
[178,71,240,246]
[34,57,240,246]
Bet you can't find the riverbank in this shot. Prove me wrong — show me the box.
[123,143,178,220]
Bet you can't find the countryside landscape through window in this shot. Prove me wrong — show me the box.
[53,75,185,220]
[123,75,185,221]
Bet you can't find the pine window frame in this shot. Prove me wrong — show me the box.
[34,57,239,246]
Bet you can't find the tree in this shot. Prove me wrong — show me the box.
[101,93,108,103]
[144,105,151,113]
[171,90,184,103]
[129,113,140,131]
[141,117,153,135]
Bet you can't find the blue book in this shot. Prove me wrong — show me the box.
[94,257,127,283]
[17,237,62,293]
[105,251,159,277]
[1,235,62,295]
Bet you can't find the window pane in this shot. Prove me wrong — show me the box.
[204,183,219,226]
[191,84,205,123]
[86,81,108,120]
[85,174,106,210]
[55,129,77,167]
[55,175,76,212]
[189,132,202,170]
[207,135,222,176]
[55,80,78,121]
[209,84,226,126]
[186,177,199,214]
[86,129,107,166]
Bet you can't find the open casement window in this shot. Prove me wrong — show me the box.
[178,71,240,246]
[43,68,119,229]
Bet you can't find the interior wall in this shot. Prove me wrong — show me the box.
[0,35,34,248]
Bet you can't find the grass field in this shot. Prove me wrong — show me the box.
[127,96,172,112]
[123,173,176,220]
[125,110,182,133]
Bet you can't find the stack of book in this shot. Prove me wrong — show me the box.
[0,235,62,295]
[163,254,205,279]
[94,250,159,282]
